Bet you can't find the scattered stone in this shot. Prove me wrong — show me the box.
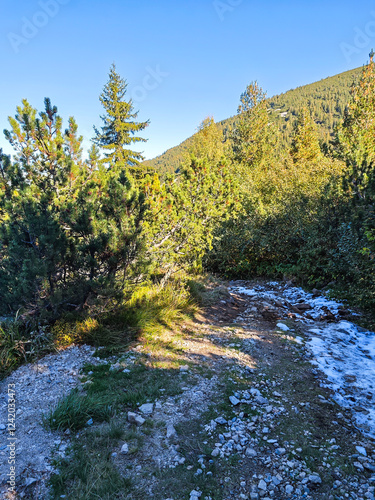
[245,447,258,457]
[25,477,38,487]
[308,473,322,485]
[285,484,294,495]
[167,423,177,438]
[120,443,129,455]
[258,479,267,491]
[277,323,290,332]
[139,403,154,415]
[215,417,227,425]
[189,490,201,499]
[229,395,240,406]
[127,412,145,426]
[356,445,367,456]
[180,365,189,372]
[211,447,220,457]
[275,447,287,457]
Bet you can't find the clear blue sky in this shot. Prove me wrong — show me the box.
[1,0,375,159]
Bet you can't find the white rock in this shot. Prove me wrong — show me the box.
[356,446,367,456]
[275,447,286,455]
[127,412,145,426]
[277,323,290,332]
[285,484,294,495]
[139,403,154,415]
[189,490,201,499]
[25,478,38,487]
[255,396,269,405]
[245,447,258,457]
[229,395,240,406]
[308,474,322,484]
[120,443,129,454]
[180,365,189,372]
[167,423,177,438]
[215,417,227,425]
[211,448,220,457]
[258,479,267,491]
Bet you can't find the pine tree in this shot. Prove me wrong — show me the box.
[232,81,278,168]
[0,98,146,316]
[144,158,239,281]
[94,64,149,171]
[187,117,225,163]
[290,107,322,164]
[337,52,375,167]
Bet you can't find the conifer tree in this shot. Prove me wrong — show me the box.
[290,107,322,164]
[144,157,239,281]
[0,98,146,315]
[94,64,149,171]
[187,117,225,163]
[232,81,277,168]
[337,52,375,167]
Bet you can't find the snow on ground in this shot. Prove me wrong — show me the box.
[230,281,375,439]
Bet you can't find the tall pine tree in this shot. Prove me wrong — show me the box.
[94,64,149,171]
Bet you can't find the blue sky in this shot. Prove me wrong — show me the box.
[1,0,375,159]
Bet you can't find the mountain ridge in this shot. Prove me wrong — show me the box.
[144,66,362,174]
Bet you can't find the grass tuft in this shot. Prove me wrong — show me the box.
[44,388,114,431]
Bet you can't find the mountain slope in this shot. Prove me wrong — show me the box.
[144,67,362,174]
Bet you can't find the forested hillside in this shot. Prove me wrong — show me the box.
[144,67,361,174]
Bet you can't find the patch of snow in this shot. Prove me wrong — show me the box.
[229,281,375,438]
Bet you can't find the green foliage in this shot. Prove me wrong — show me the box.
[232,81,277,168]
[0,98,146,317]
[207,58,375,313]
[187,116,226,163]
[144,157,240,279]
[94,64,149,172]
[145,67,362,175]
[49,423,132,499]
[0,320,53,379]
[44,388,114,431]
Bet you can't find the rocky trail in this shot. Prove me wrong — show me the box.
[1,280,375,499]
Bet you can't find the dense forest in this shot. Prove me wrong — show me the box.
[1,56,375,375]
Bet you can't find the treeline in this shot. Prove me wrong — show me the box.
[145,66,361,175]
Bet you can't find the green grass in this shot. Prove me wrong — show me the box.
[0,320,53,379]
[47,359,187,498]
[49,421,132,500]
[44,388,114,431]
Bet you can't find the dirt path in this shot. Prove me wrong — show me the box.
[1,279,375,499]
